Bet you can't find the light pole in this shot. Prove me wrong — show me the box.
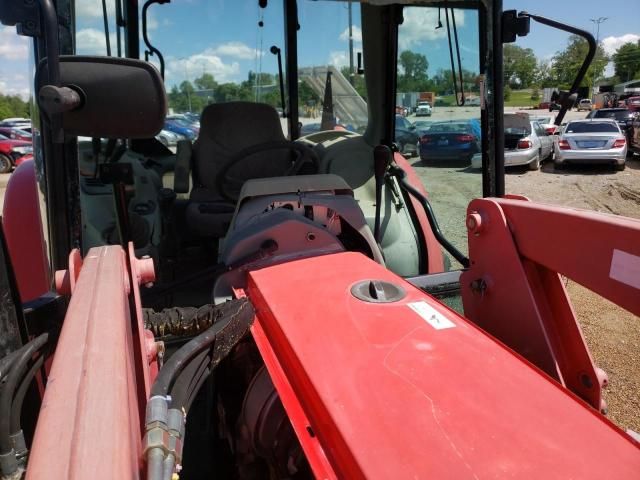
[589,17,607,99]
[179,57,193,112]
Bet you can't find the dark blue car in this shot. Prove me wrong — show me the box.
[418,119,480,164]
[164,119,197,140]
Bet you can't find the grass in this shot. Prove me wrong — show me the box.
[434,90,540,108]
[504,89,540,108]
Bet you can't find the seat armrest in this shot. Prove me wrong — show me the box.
[174,140,192,194]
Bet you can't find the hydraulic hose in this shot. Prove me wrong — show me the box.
[389,166,470,268]
[10,354,45,434]
[0,334,48,472]
[0,350,22,382]
[150,299,254,399]
[168,349,210,411]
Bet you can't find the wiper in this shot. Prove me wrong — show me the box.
[444,7,465,106]
[142,0,171,79]
[101,0,111,56]
[271,46,287,117]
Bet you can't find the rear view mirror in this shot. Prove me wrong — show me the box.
[36,56,166,138]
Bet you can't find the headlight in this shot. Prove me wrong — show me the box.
[12,146,33,154]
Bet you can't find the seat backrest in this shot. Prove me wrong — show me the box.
[192,102,291,194]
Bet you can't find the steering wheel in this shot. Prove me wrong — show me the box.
[216,141,319,203]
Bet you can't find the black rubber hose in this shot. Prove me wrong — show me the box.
[389,166,470,268]
[168,349,210,410]
[142,263,227,300]
[10,354,45,434]
[150,299,254,399]
[0,334,48,454]
[0,350,22,382]
[183,366,211,414]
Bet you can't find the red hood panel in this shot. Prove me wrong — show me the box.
[247,252,639,479]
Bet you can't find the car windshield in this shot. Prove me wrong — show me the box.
[531,116,552,124]
[0,134,8,140]
[593,110,631,121]
[565,122,619,133]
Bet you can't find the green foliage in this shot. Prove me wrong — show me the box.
[503,85,512,101]
[530,88,540,101]
[550,35,608,87]
[397,50,430,92]
[0,94,30,121]
[612,41,640,82]
[503,45,537,88]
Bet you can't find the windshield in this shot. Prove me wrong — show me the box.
[0,134,8,140]
[565,122,620,133]
[593,110,632,121]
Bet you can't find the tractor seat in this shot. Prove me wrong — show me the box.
[177,102,316,238]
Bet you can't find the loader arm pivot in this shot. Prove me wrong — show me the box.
[462,197,640,411]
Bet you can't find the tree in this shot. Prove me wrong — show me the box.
[397,50,429,92]
[503,45,537,88]
[534,60,555,88]
[0,94,30,120]
[550,35,608,89]
[612,41,640,82]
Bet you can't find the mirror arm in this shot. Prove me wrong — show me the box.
[519,12,596,126]
[142,0,170,79]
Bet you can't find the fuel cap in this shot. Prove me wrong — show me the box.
[350,280,406,303]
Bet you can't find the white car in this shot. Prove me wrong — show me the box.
[577,99,593,111]
[503,113,554,170]
[554,119,627,170]
[415,102,432,117]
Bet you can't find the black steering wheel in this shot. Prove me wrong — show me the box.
[216,141,319,203]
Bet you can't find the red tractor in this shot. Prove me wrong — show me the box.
[0,1,638,479]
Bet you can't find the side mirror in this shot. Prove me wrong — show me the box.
[36,56,166,138]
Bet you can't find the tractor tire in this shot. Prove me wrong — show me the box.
[0,154,12,174]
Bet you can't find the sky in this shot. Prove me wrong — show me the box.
[0,0,638,100]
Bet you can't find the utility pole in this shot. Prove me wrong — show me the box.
[348,0,354,86]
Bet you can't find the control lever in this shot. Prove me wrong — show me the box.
[373,145,392,244]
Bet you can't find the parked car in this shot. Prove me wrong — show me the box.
[586,108,636,143]
[625,111,640,156]
[554,119,627,171]
[503,113,553,170]
[626,96,640,112]
[395,115,419,157]
[155,129,182,147]
[0,126,32,141]
[168,114,200,131]
[412,120,433,136]
[0,133,33,173]
[415,101,432,117]
[529,114,558,135]
[164,119,197,140]
[418,119,480,164]
[576,99,593,111]
[549,102,561,112]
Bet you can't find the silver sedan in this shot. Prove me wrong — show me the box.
[554,119,627,171]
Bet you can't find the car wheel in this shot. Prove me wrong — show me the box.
[0,154,12,174]
[528,154,540,171]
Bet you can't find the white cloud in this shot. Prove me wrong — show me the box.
[210,42,263,60]
[398,8,465,50]
[75,0,115,19]
[328,50,362,69]
[75,28,116,56]
[339,26,362,44]
[602,34,640,56]
[166,52,240,85]
[0,73,30,100]
[0,26,29,61]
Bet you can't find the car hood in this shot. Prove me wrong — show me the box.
[504,112,531,133]
[0,139,31,149]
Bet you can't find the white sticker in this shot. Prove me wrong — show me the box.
[610,249,640,290]
[408,301,456,330]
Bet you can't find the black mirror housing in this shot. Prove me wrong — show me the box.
[36,56,166,139]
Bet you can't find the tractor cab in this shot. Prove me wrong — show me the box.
[0,1,639,479]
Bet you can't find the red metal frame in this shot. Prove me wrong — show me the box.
[27,245,158,479]
[247,252,639,479]
[461,197,640,411]
[1,160,50,302]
